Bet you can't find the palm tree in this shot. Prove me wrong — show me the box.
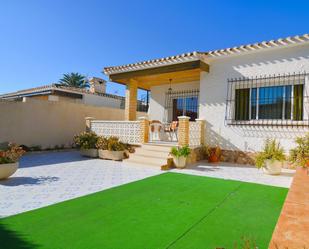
[59,73,89,88]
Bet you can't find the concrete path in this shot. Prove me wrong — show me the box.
[0,152,294,218]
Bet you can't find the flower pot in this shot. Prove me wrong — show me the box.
[208,147,221,163]
[98,149,108,159]
[0,162,18,180]
[208,154,220,163]
[262,160,283,175]
[80,149,98,158]
[173,156,187,169]
[99,149,124,161]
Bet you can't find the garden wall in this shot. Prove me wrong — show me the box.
[0,98,145,149]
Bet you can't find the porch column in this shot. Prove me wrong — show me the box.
[85,117,95,132]
[125,79,138,121]
[178,116,190,146]
[196,118,206,145]
[139,117,149,143]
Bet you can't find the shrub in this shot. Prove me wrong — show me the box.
[289,133,309,167]
[96,136,109,150]
[107,137,126,151]
[255,139,286,169]
[170,146,191,158]
[0,143,25,164]
[73,131,98,149]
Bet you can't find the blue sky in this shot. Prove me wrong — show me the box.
[0,0,308,97]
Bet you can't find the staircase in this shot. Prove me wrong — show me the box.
[125,143,175,168]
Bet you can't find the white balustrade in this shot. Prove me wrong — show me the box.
[90,120,141,144]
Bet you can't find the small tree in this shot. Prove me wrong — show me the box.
[59,73,89,88]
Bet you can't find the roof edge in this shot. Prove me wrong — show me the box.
[104,33,309,75]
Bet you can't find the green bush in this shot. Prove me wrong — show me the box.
[255,139,286,169]
[289,133,309,167]
[107,137,125,151]
[73,131,98,149]
[170,146,191,158]
[96,136,109,150]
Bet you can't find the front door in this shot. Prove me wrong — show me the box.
[172,96,198,121]
[165,89,199,122]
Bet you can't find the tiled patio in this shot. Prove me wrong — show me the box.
[269,168,309,248]
[171,161,294,188]
[0,151,162,218]
[0,151,294,218]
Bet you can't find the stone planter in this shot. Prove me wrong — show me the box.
[99,150,125,161]
[0,162,18,180]
[80,149,98,158]
[172,156,187,169]
[263,160,283,175]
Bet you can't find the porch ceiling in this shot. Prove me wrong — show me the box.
[107,60,209,90]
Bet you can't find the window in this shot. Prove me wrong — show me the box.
[235,84,303,121]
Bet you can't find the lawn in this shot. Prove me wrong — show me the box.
[0,173,287,249]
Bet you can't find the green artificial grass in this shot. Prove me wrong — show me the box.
[0,173,288,249]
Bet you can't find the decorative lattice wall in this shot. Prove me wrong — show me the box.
[189,121,201,147]
[90,121,141,144]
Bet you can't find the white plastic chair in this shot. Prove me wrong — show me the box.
[149,122,163,141]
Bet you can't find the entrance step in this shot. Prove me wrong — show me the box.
[124,143,176,168]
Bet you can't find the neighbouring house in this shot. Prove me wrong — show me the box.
[97,33,309,164]
[0,77,149,111]
[0,77,118,108]
[0,77,148,148]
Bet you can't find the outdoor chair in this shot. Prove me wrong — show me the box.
[164,121,178,141]
[149,120,163,141]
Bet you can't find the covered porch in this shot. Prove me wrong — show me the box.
[102,53,209,146]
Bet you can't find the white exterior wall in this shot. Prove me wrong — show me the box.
[148,81,200,122]
[82,93,123,109]
[200,43,309,152]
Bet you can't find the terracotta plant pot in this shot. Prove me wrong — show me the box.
[172,156,187,169]
[80,149,98,158]
[208,154,219,163]
[0,162,19,180]
[99,149,125,161]
[262,160,283,175]
[208,147,221,163]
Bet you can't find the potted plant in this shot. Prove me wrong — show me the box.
[97,136,126,161]
[107,137,126,161]
[169,146,191,169]
[255,139,286,175]
[73,131,98,158]
[289,133,309,168]
[0,143,25,180]
[208,146,221,163]
[96,136,108,159]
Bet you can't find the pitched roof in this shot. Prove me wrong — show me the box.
[104,33,309,75]
[0,84,124,100]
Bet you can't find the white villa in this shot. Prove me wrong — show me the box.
[89,34,309,166]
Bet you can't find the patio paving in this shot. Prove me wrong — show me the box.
[171,161,294,188]
[0,151,162,218]
[0,151,294,218]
